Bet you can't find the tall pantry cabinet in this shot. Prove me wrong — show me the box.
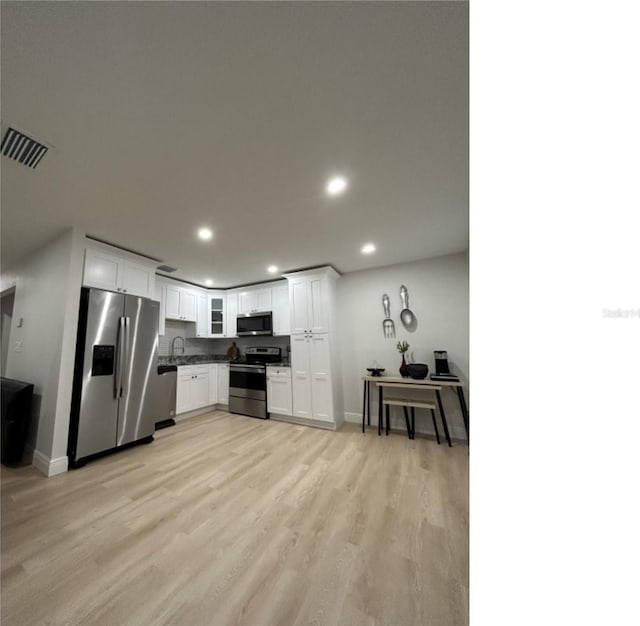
[284,267,342,428]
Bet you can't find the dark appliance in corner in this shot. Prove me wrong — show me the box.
[68,287,159,468]
[229,347,281,419]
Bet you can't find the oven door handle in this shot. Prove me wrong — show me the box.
[231,365,266,373]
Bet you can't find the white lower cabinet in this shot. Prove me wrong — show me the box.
[291,333,333,423]
[267,366,292,416]
[208,364,218,404]
[217,363,229,405]
[176,365,210,414]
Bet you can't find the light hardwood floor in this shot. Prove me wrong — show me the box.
[1,411,468,626]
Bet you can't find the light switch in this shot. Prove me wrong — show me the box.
[14,340,23,352]
[16,317,23,328]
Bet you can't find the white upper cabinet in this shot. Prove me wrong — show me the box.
[209,292,226,338]
[271,283,290,336]
[287,270,335,335]
[83,247,155,299]
[165,284,197,322]
[195,293,209,337]
[226,292,238,337]
[238,287,272,315]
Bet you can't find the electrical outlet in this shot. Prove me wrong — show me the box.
[14,340,23,352]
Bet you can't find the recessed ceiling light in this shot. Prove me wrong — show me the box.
[326,176,348,196]
[205,279,214,286]
[197,227,213,241]
[267,265,278,274]
[361,243,376,254]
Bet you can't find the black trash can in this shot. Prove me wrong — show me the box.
[1,376,34,465]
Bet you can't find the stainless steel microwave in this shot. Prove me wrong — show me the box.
[236,311,273,336]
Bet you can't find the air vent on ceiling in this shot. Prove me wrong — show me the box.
[1,127,49,168]
[157,265,178,273]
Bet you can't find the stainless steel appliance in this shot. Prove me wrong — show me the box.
[229,347,281,419]
[68,287,159,467]
[236,311,273,336]
[153,365,177,430]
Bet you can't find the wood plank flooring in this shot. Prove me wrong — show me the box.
[1,411,468,626]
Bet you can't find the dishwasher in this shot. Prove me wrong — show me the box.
[153,365,177,430]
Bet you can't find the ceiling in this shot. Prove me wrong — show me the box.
[1,1,468,288]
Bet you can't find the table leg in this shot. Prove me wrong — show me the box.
[361,380,367,433]
[367,381,371,426]
[431,408,441,444]
[385,404,390,436]
[456,386,469,443]
[402,406,412,439]
[378,385,383,436]
[435,390,452,447]
[411,407,415,440]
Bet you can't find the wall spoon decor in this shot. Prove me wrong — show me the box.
[399,284,417,332]
[382,294,395,338]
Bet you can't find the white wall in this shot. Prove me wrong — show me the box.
[336,252,469,439]
[2,228,85,475]
[1,290,15,376]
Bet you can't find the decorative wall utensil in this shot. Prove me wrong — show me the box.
[381,294,396,338]
[399,284,417,331]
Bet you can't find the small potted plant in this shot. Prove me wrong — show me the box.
[396,340,410,377]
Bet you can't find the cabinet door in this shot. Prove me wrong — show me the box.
[154,285,166,336]
[165,285,181,320]
[291,335,312,418]
[180,289,197,322]
[208,364,218,404]
[256,288,272,312]
[121,260,154,298]
[217,364,229,404]
[307,276,328,334]
[83,249,122,292]
[267,373,293,416]
[209,293,225,337]
[272,284,290,336]
[309,334,333,422]
[191,374,209,410]
[196,293,209,337]
[289,279,309,335]
[176,374,192,414]
[238,291,258,315]
[226,293,238,337]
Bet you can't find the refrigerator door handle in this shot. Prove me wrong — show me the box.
[121,316,131,398]
[115,316,125,398]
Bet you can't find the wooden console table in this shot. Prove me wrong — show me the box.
[361,375,469,446]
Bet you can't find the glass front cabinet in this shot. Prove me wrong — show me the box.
[209,293,226,338]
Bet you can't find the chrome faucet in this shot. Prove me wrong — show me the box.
[170,336,185,357]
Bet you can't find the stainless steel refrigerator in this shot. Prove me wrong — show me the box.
[68,287,159,467]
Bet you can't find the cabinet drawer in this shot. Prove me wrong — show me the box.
[192,364,209,375]
[267,367,291,378]
[178,366,195,376]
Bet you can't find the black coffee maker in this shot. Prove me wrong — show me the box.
[431,350,460,381]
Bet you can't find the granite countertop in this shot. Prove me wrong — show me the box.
[266,362,291,368]
[158,354,231,366]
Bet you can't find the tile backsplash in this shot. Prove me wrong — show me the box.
[158,319,290,360]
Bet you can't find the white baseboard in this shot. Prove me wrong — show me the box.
[32,450,69,477]
[174,403,226,422]
[270,414,337,431]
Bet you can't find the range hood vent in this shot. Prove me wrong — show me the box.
[1,127,49,168]
[157,265,178,273]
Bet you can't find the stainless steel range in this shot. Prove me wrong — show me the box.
[229,347,281,419]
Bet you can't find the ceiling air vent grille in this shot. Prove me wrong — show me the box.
[157,265,178,273]
[1,127,49,168]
